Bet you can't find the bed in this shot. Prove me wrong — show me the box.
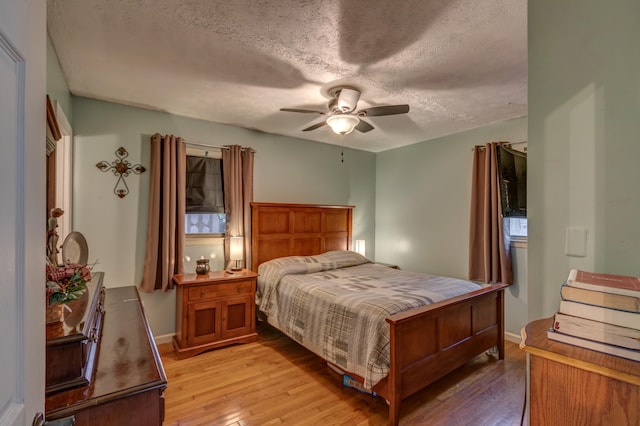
[250,202,507,425]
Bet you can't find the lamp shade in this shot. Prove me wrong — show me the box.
[326,114,360,135]
[229,236,243,261]
[354,239,366,257]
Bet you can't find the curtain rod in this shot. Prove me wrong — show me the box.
[183,141,256,153]
[184,141,225,150]
[471,140,527,151]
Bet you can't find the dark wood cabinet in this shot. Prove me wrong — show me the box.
[173,269,258,359]
[45,284,167,425]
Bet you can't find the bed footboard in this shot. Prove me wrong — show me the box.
[373,283,507,426]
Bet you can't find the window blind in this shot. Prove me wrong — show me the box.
[185,156,225,213]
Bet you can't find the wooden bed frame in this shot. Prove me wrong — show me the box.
[250,202,507,426]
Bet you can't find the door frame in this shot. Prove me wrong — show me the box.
[0,0,47,424]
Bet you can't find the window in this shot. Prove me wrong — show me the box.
[185,213,226,234]
[497,144,527,242]
[496,145,527,218]
[507,217,528,239]
[185,153,225,236]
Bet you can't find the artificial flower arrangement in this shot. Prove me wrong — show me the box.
[46,260,92,306]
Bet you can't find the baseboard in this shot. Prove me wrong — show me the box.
[154,333,175,345]
[505,331,521,344]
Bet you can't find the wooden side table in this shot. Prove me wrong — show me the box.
[173,269,258,359]
[520,318,640,425]
[375,262,399,269]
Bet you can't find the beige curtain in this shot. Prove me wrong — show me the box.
[140,134,186,292]
[468,142,512,284]
[222,145,254,270]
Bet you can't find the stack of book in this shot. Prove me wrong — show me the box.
[547,269,640,361]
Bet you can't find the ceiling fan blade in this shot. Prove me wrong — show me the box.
[280,108,325,114]
[359,104,410,117]
[355,119,374,133]
[302,120,328,132]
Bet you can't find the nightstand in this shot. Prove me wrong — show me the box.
[375,262,399,269]
[521,318,640,425]
[173,269,258,359]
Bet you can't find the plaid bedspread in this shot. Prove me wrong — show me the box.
[257,250,481,389]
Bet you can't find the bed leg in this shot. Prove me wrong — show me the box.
[388,398,400,426]
[387,315,401,425]
[497,289,505,360]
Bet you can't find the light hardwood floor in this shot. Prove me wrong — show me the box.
[159,322,526,426]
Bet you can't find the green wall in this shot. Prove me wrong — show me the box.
[375,117,528,336]
[71,97,376,336]
[528,0,640,320]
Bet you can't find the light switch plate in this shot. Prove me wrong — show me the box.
[565,227,587,257]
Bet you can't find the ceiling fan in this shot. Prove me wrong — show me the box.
[280,86,410,136]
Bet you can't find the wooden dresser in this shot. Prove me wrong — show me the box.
[173,269,258,359]
[45,284,167,425]
[520,318,640,425]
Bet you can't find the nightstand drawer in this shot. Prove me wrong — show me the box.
[188,280,253,301]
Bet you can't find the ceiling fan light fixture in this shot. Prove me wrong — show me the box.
[326,114,360,135]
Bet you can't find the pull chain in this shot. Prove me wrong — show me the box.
[340,135,345,163]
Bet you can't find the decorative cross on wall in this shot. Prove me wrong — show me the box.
[96,147,146,198]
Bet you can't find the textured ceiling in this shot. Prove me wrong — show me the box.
[47,0,527,152]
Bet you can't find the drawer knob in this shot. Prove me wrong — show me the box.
[200,290,206,298]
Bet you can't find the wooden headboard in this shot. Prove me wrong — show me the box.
[250,202,354,271]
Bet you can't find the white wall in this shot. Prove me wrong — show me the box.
[528,0,640,320]
[375,117,528,335]
[71,97,376,336]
